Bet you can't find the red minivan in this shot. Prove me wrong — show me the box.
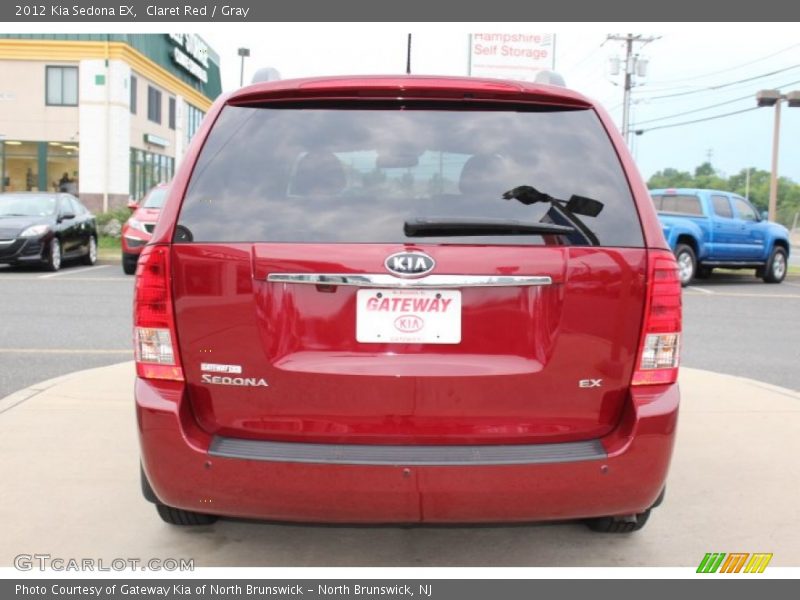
[135,76,681,532]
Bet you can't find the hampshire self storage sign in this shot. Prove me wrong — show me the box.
[469,33,555,81]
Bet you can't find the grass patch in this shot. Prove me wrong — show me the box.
[98,236,120,249]
[98,235,121,261]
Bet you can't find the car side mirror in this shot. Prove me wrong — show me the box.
[59,212,75,221]
[760,210,769,222]
[127,200,139,211]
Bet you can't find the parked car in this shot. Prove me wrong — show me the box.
[135,75,682,532]
[0,192,97,271]
[651,188,791,286]
[122,183,169,275]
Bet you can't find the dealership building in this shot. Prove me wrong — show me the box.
[0,34,222,211]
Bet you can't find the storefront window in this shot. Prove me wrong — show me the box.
[47,142,79,193]
[0,141,78,194]
[2,142,39,192]
[130,147,174,200]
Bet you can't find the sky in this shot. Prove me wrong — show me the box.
[197,23,800,184]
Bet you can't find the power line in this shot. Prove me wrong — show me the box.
[632,106,761,134]
[644,43,800,86]
[606,34,659,146]
[558,38,606,73]
[632,77,800,125]
[635,64,800,100]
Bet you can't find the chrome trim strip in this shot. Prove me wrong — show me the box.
[209,436,606,466]
[267,273,552,288]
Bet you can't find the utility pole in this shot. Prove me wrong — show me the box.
[607,34,658,146]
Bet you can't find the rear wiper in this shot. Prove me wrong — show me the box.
[404,217,575,238]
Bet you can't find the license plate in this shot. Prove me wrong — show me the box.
[356,289,461,344]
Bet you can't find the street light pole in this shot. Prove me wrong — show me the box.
[756,89,800,221]
[768,98,782,222]
[237,47,250,87]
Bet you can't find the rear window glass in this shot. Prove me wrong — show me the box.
[652,194,703,216]
[177,105,644,247]
[711,195,733,218]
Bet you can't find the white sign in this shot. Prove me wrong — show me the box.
[167,33,209,83]
[356,289,461,344]
[469,33,555,82]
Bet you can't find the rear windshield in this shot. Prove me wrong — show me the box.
[177,105,643,247]
[651,194,703,216]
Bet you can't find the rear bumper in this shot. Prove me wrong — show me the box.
[137,379,679,523]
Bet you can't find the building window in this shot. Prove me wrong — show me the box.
[186,104,205,141]
[46,66,78,106]
[168,97,176,130]
[130,75,137,114]
[147,86,162,124]
[130,148,175,200]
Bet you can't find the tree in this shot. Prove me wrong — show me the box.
[647,163,800,228]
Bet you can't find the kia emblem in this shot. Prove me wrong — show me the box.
[385,251,435,278]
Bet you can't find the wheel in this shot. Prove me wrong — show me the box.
[122,252,138,275]
[82,236,97,265]
[674,243,696,287]
[695,265,713,279]
[762,247,787,284]
[585,509,651,533]
[45,237,62,272]
[156,504,218,526]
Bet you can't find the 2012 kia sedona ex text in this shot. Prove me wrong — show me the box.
[135,75,681,532]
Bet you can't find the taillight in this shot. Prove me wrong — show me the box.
[632,250,682,386]
[133,245,183,381]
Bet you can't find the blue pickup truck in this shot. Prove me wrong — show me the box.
[650,188,791,286]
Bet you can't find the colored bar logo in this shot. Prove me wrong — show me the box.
[697,553,773,573]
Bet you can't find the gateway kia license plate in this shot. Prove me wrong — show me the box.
[356,289,461,344]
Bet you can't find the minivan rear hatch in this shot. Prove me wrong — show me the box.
[170,95,647,445]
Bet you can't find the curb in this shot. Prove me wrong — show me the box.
[0,360,133,414]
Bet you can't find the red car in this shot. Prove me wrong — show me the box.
[122,184,168,275]
[135,75,681,532]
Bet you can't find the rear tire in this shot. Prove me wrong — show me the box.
[585,509,651,533]
[675,243,696,287]
[156,504,218,526]
[762,247,787,284]
[45,238,62,272]
[82,236,97,265]
[122,252,138,275]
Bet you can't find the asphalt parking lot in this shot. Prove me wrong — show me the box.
[0,260,133,399]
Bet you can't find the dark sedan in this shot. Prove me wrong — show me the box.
[0,193,98,271]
